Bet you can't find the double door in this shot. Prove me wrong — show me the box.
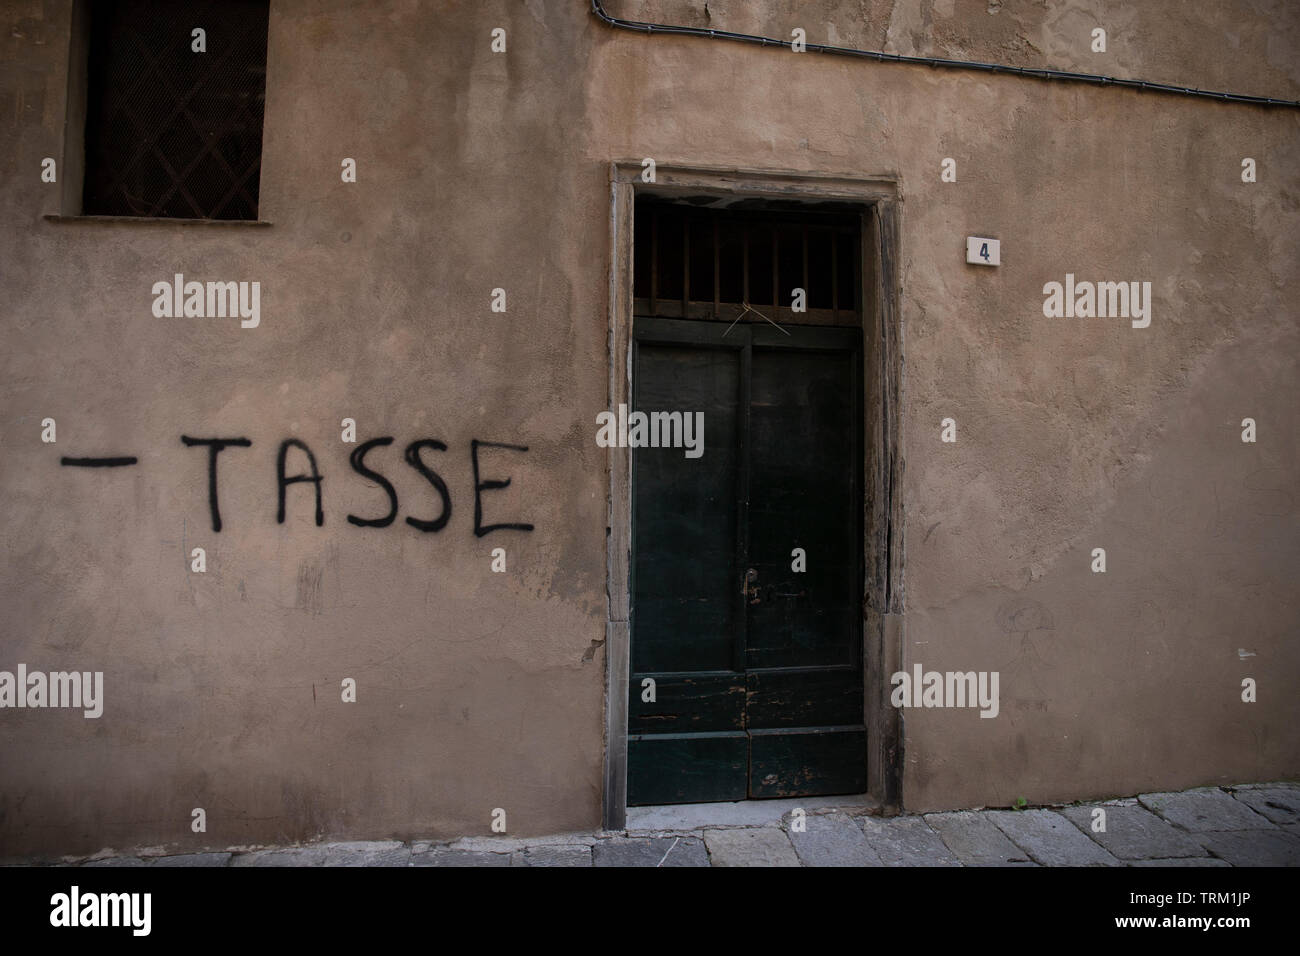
[628,317,866,805]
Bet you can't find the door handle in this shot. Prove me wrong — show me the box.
[742,567,761,604]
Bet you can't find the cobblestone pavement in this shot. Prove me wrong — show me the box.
[21,782,1300,868]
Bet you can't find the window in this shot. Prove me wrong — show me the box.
[81,0,270,220]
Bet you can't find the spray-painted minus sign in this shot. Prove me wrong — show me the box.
[60,456,139,467]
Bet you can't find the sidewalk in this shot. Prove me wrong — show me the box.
[38,781,1300,868]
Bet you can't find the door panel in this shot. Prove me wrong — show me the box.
[745,668,863,728]
[746,347,859,671]
[629,732,749,806]
[631,342,742,675]
[627,672,746,734]
[629,317,865,806]
[748,727,868,798]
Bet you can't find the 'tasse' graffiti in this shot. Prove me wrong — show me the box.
[180,435,535,537]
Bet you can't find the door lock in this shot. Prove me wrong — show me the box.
[742,568,761,604]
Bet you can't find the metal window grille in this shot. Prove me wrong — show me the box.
[81,0,270,220]
[633,197,862,322]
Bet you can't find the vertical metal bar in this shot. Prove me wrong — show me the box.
[742,223,750,308]
[713,212,720,318]
[682,214,690,315]
[832,231,839,319]
[771,226,779,309]
[801,225,809,315]
[650,209,658,314]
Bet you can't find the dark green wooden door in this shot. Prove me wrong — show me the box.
[628,317,865,805]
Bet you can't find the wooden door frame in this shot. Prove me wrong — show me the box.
[603,162,904,830]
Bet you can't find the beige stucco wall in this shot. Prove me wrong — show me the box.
[1,0,1296,858]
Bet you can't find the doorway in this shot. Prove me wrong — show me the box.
[603,165,904,826]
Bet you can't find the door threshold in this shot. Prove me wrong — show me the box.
[626,793,879,832]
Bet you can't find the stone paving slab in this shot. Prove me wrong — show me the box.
[592,836,709,867]
[988,810,1122,867]
[81,856,151,867]
[859,816,961,866]
[409,849,513,867]
[520,845,592,867]
[232,841,410,867]
[1129,857,1231,867]
[1230,787,1300,827]
[924,811,1036,866]
[787,811,883,867]
[231,848,328,866]
[445,832,599,852]
[1232,781,1300,790]
[1058,805,1207,860]
[1193,829,1300,866]
[704,827,800,866]
[628,795,876,833]
[1138,788,1273,832]
[150,852,233,867]
[324,843,413,867]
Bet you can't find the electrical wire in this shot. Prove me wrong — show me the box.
[590,0,1300,109]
